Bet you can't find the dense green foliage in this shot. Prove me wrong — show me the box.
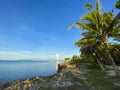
[109,44,120,64]
[115,0,120,9]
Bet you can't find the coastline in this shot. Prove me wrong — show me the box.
[0,62,88,90]
[0,62,120,90]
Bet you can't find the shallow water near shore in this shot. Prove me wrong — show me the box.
[0,60,59,83]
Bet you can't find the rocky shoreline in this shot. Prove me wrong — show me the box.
[0,62,120,90]
[0,62,88,90]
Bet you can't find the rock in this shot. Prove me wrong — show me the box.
[60,81,73,87]
[0,62,87,90]
[106,70,116,76]
[57,63,67,72]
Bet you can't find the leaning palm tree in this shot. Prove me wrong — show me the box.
[70,0,120,76]
[75,32,105,71]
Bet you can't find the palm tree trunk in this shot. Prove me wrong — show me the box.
[103,43,120,76]
[95,53,105,71]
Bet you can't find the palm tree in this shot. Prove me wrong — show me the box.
[75,32,105,71]
[70,0,120,76]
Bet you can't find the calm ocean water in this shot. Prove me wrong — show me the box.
[0,60,59,83]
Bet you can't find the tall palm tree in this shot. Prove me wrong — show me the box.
[70,0,120,76]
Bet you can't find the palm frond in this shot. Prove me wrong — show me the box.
[84,3,92,10]
[68,24,75,30]
[75,37,96,47]
[81,31,96,38]
[74,22,95,31]
[96,0,101,12]
[115,0,120,9]
[81,10,101,31]
[107,12,120,33]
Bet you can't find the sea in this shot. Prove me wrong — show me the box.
[0,60,62,83]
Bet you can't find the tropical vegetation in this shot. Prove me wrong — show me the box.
[69,0,120,76]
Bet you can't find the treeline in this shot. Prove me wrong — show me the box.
[65,43,120,64]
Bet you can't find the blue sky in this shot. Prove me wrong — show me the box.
[0,0,119,60]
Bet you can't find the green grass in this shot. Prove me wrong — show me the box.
[70,62,120,90]
[84,69,120,90]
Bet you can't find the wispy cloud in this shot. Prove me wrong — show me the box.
[0,48,79,60]
[19,50,32,54]
[0,51,32,60]
[0,50,58,60]
[36,47,80,58]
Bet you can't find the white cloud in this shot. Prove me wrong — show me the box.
[0,51,31,60]
[0,47,79,60]
[0,50,57,60]
[20,51,32,54]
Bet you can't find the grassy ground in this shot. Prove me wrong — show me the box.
[66,63,120,90]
